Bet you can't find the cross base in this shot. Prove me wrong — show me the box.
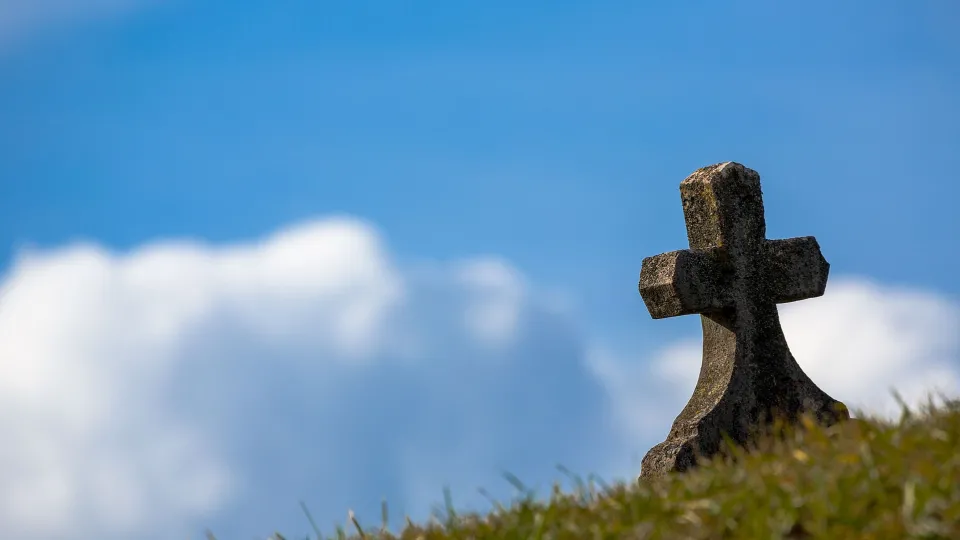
[638,314,850,481]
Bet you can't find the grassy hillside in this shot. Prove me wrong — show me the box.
[214,395,960,540]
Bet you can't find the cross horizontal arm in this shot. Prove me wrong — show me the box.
[639,248,731,319]
[764,236,830,303]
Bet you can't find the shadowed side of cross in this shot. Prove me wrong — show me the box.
[637,162,849,480]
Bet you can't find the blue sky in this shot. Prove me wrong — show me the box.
[1,1,958,539]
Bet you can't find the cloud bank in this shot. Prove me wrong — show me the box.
[0,218,619,539]
[0,216,957,539]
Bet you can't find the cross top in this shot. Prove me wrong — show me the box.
[641,162,829,321]
[637,162,848,480]
[681,162,765,251]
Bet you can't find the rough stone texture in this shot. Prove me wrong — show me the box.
[637,162,849,480]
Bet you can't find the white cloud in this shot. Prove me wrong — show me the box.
[1,216,957,539]
[0,217,616,540]
[0,0,157,50]
[454,258,526,346]
[590,277,960,447]
[0,218,402,539]
[781,278,959,415]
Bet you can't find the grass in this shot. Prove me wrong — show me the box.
[210,394,960,539]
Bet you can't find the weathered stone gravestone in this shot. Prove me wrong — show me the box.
[637,162,849,480]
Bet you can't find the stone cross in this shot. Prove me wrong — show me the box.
[637,162,849,480]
